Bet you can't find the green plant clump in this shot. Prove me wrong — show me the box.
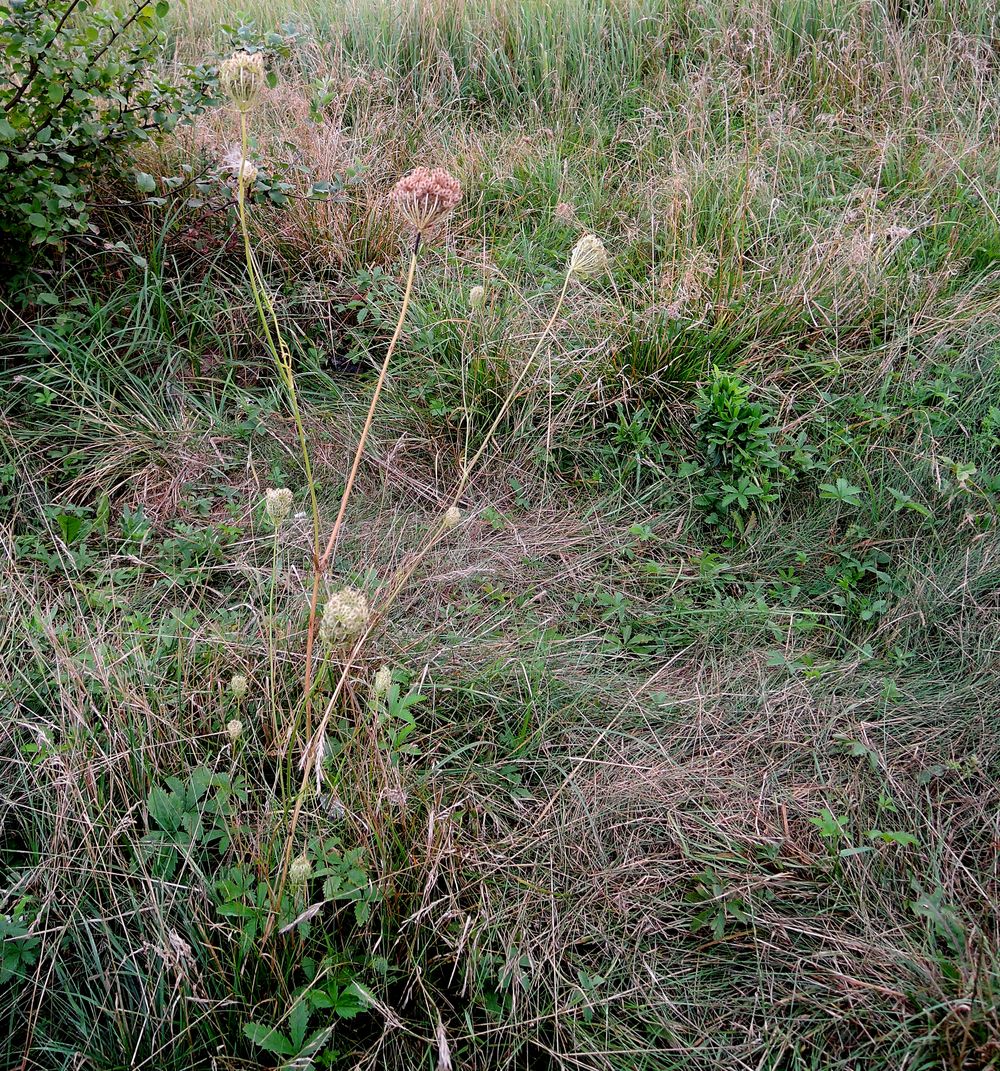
[0,0,214,267]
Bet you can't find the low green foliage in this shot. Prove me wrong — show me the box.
[0,0,214,267]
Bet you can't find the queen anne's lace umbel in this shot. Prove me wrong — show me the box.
[568,234,609,279]
[389,167,462,233]
[264,487,293,525]
[219,51,266,112]
[319,587,370,645]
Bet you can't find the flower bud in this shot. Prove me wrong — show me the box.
[289,854,312,885]
[264,487,293,525]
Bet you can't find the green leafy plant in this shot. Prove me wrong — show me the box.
[0,0,214,264]
[690,369,786,541]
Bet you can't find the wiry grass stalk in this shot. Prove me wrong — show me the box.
[236,111,321,564]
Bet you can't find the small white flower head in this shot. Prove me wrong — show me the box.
[289,854,312,886]
[568,234,609,280]
[219,50,266,112]
[229,674,248,700]
[373,664,392,697]
[468,285,485,310]
[442,505,461,530]
[264,487,293,526]
[319,587,370,645]
[226,719,243,743]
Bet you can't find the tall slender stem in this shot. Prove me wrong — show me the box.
[267,527,279,744]
[264,261,572,943]
[236,113,321,563]
[300,241,421,730]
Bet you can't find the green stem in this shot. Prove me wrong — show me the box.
[236,112,321,563]
[267,526,279,744]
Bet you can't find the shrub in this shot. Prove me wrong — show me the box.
[0,0,214,270]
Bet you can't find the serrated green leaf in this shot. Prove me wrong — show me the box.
[243,1023,295,1055]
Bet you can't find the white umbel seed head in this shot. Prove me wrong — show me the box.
[289,854,312,885]
[219,51,266,112]
[319,587,370,645]
[374,665,392,696]
[264,487,293,525]
[567,234,609,279]
[442,505,461,530]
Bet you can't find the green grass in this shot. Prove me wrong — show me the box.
[2,1,1000,1069]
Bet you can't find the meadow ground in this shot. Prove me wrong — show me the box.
[1,1,999,1069]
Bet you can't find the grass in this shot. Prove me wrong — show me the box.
[2,1,1000,1069]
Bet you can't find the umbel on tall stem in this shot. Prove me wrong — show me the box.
[298,167,462,729]
[388,166,462,250]
[267,168,462,939]
[219,51,265,113]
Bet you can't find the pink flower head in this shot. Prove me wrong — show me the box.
[389,167,462,234]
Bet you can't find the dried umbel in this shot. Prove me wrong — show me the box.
[226,719,243,743]
[289,854,312,885]
[264,487,293,525]
[382,785,409,810]
[319,587,370,645]
[229,674,248,700]
[373,665,392,697]
[224,147,259,186]
[219,51,266,112]
[389,167,462,235]
[442,505,461,530]
[568,234,609,279]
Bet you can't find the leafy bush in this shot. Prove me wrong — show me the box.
[0,0,214,266]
